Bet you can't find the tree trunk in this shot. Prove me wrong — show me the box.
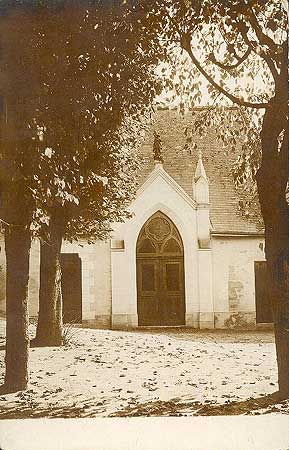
[266,221,289,400]
[257,101,289,399]
[4,225,31,392]
[33,209,65,347]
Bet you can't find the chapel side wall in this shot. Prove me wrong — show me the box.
[0,236,112,327]
[211,236,265,329]
[62,240,112,328]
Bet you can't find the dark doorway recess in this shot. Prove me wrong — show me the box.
[136,211,185,326]
[61,253,82,323]
[254,261,273,323]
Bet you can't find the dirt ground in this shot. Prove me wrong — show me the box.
[0,321,288,419]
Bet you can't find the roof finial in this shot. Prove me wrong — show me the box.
[194,149,208,182]
[153,131,164,164]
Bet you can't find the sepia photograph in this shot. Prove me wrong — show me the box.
[0,0,288,449]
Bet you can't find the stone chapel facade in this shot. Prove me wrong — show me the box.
[0,108,270,329]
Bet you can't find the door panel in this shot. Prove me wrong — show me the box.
[137,259,159,326]
[61,253,82,323]
[137,257,185,326]
[164,262,181,291]
[160,260,185,326]
[141,263,156,292]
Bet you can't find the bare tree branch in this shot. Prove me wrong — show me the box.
[234,20,279,84]
[210,47,251,70]
[181,32,268,110]
[243,0,280,53]
[0,217,22,227]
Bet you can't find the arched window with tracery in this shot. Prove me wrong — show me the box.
[137,212,183,257]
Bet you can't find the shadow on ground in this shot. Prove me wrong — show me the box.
[0,392,288,419]
[0,393,108,419]
[109,392,289,417]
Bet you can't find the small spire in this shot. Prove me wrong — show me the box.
[194,150,207,182]
[153,131,164,164]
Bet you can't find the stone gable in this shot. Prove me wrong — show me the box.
[137,108,262,234]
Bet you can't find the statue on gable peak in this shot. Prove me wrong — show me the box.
[153,131,164,163]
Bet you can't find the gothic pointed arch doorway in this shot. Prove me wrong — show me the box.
[136,211,185,326]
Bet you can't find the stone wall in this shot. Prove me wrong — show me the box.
[0,230,267,330]
[75,240,112,328]
[0,237,112,327]
[212,235,265,329]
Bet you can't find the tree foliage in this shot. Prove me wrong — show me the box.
[154,0,289,397]
[0,0,166,387]
[148,0,287,224]
[0,0,165,240]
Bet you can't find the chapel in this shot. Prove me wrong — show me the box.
[0,108,272,329]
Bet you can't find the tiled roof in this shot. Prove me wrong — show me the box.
[137,108,263,234]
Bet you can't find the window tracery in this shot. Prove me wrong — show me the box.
[137,212,183,256]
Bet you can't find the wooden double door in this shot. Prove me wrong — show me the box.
[137,212,185,326]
